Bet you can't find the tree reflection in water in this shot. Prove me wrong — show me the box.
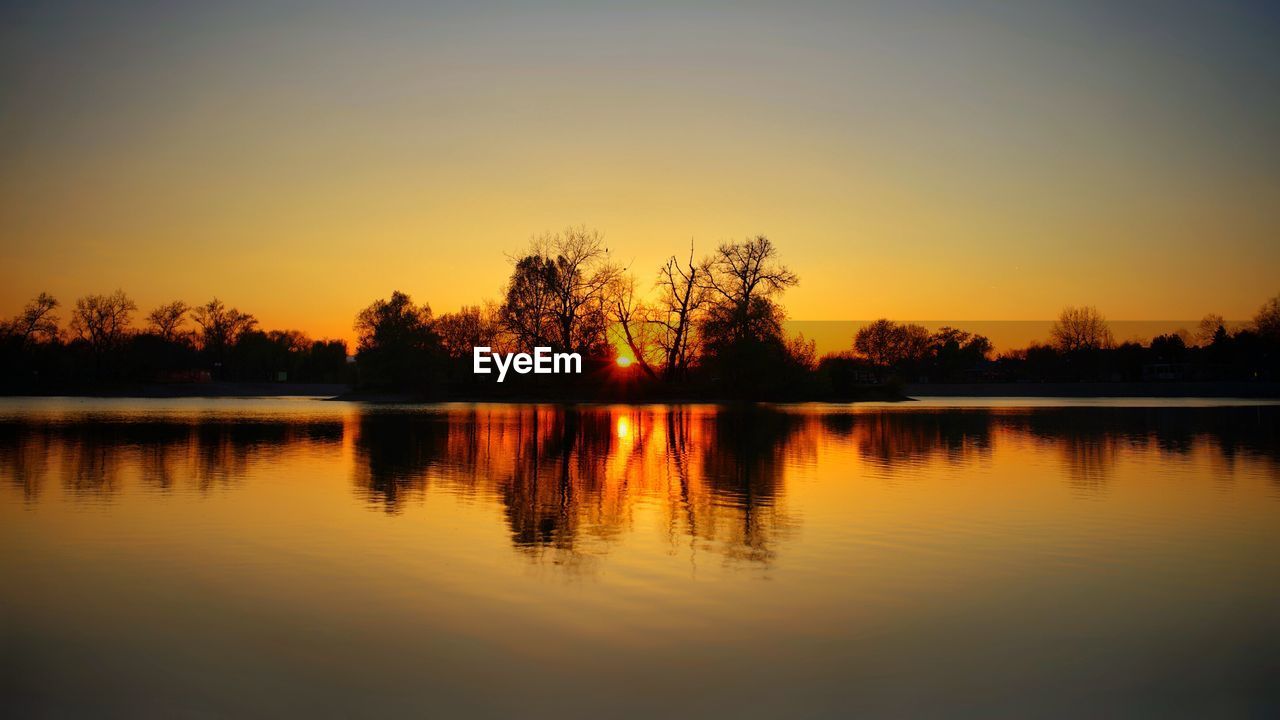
[351,406,805,566]
[349,404,1278,562]
[0,418,343,501]
[2,404,1276,563]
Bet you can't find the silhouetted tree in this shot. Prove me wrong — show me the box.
[1149,333,1187,361]
[929,326,992,380]
[0,292,64,391]
[501,255,559,349]
[695,236,800,395]
[500,227,619,355]
[699,236,797,348]
[651,242,707,382]
[192,298,257,375]
[1050,305,1113,352]
[611,273,658,379]
[1,292,60,346]
[786,333,817,372]
[70,290,136,352]
[854,320,894,367]
[69,290,136,380]
[1255,293,1280,340]
[436,304,501,360]
[854,319,930,370]
[146,300,190,343]
[1196,313,1226,347]
[354,290,442,391]
[126,332,197,381]
[1211,324,1229,347]
[298,339,349,383]
[230,328,312,381]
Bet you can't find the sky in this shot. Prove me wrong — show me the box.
[2,0,1278,347]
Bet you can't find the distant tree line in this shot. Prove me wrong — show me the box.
[3,226,1278,397]
[834,302,1280,385]
[991,302,1280,384]
[0,294,350,391]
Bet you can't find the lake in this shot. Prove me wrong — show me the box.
[2,398,1278,717]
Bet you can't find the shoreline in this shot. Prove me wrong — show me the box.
[904,381,1280,399]
[2,380,1278,401]
[0,382,353,399]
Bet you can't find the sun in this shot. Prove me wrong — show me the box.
[615,355,633,368]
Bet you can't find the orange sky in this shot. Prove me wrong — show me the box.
[2,2,1278,348]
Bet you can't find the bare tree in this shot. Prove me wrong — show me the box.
[786,332,817,371]
[500,226,620,354]
[146,300,190,342]
[2,292,60,345]
[610,272,658,379]
[1195,313,1226,346]
[1050,306,1114,352]
[70,290,137,353]
[650,242,707,381]
[1254,293,1280,340]
[436,304,501,359]
[700,235,798,347]
[192,298,257,356]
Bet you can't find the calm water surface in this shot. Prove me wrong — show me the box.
[2,398,1278,717]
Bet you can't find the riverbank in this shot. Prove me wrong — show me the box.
[331,386,912,403]
[5,381,1277,401]
[2,383,906,403]
[905,381,1280,399]
[0,382,352,398]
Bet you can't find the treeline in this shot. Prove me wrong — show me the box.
[346,227,1279,397]
[3,226,1278,398]
[999,305,1279,383]
[835,304,1280,385]
[0,294,351,391]
[348,230,822,399]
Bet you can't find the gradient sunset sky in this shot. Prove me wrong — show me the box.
[2,0,1278,344]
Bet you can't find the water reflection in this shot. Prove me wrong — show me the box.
[0,418,344,499]
[821,410,995,471]
[997,407,1280,492]
[351,407,805,565]
[2,403,1277,563]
